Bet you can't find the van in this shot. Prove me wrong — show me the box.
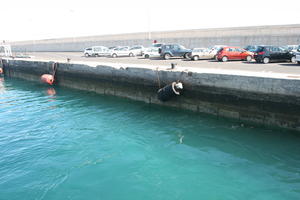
[84,46,110,57]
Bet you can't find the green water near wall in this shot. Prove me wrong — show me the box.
[0,77,299,200]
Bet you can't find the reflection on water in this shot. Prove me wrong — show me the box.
[0,78,299,200]
[0,77,5,93]
[46,88,56,96]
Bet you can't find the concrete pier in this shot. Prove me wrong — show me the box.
[1,57,300,131]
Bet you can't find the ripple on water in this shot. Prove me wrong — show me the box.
[0,78,299,200]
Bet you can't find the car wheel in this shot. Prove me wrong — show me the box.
[184,53,190,59]
[112,53,117,58]
[164,53,171,60]
[291,56,296,63]
[263,57,270,64]
[85,53,89,57]
[129,53,134,57]
[222,56,228,62]
[144,54,150,59]
[297,61,300,65]
[193,55,199,61]
[246,55,252,62]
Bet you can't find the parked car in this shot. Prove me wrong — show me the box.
[191,48,214,60]
[84,46,110,57]
[159,44,192,60]
[296,54,300,64]
[129,45,145,56]
[216,47,253,62]
[142,43,165,56]
[293,45,300,64]
[283,45,299,53]
[190,46,226,61]
[110,46,135,58]
[253,45,296,64]
[143,47,160,58]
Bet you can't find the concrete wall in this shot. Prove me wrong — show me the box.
[7,24,300,52]
[2,59,300,131]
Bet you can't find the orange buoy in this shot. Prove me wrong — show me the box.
[0,68,3,74]
[41,74,54,85]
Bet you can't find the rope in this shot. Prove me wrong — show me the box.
[155,67,161,89]
[52,62,58,78]
[0,58,3,74]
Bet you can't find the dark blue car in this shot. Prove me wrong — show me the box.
[159,44,192,60]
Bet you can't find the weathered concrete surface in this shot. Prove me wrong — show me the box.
[7,24,300,52]
[21,52,300,75]
[2,59,300,131]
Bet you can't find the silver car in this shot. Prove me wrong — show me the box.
[191,45,226,61]
[191,48,215,60]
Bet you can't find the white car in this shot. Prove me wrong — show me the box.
[129,45,145,56]
[84,46,110,57]
[191,48,214,60]
[142,43,165,56]
[284,45,299,53]
[143,47,160,58]
[110,46,135,58]
[296,54,300,65]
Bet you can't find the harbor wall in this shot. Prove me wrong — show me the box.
[7,24,300,52]
[1,59,300,131]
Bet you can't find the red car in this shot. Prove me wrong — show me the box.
[216,47,254,62]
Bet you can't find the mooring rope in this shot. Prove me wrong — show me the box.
[52,62,58,78]
[0,58,3,74]
[155,67,161,89]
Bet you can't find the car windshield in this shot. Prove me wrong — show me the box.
[193,48,204,52]
[245,46,258,51]
[179,45,186,49]
[217,48,223,53]
[213,46,223,51]
[130,47,141,50]
[256,46,265,52]
[153,44,162,48]
[279,47,287,52]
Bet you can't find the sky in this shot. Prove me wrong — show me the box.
[1,0,300,41]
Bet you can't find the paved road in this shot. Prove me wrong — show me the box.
[23,52,300,75]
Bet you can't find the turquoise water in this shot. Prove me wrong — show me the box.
[0,77,299,200]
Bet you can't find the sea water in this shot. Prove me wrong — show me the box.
[0,78,299,200]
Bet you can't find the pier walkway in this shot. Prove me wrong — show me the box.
[20,52,300,77]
